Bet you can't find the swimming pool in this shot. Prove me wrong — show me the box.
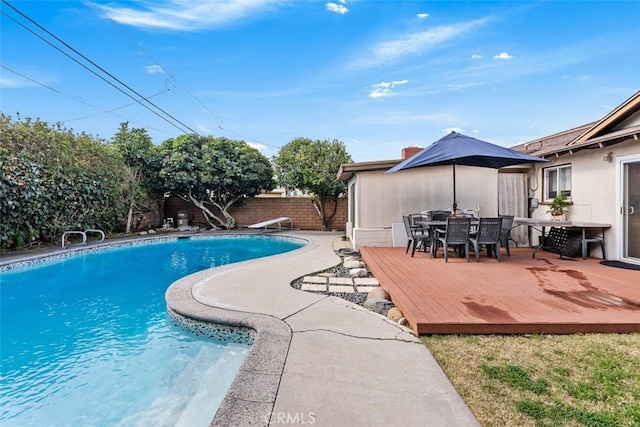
[0,235,305,426]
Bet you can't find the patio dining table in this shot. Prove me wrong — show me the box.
[513,217,611,259]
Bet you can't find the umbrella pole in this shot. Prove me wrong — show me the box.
[452,161,457,212]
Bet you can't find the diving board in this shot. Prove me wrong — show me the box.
[247,217,293,232]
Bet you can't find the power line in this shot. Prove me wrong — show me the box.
[83,0,283,150]
[1,0,200,135]
[85,1,224,123]
[1,63,170,133]
[1,63,95,109]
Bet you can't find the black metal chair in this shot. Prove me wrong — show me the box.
[433,217,471,262]
[498,215,516,257]
[469,217,503,262]
[402,215,431,257]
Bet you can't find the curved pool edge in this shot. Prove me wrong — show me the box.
[0,231,309,271]
[165,231,346,426]
[166,292,292,426]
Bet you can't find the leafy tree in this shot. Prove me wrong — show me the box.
[111,122,163,233]
[160,135,274,229]
[273,137,352,230]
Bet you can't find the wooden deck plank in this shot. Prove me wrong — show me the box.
[360,246,640,335]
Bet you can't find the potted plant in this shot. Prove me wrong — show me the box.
[547,192,569,220]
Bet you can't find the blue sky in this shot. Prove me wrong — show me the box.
[1,0,638,162]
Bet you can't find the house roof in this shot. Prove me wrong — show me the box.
[337,91,640,180]
[511,91,640,158]
[337,159,401,181]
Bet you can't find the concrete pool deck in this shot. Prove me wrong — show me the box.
[166,231,480,426]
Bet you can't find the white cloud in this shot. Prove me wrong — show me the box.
[471,54,482,59]
[146,65,164,74]
[326,2,348,14]
[0,76,33,88]
[353,18,488,68]
[369,79,409,98]
[417,13,429,19]
[95,0,283,31]
[493,52,513,60]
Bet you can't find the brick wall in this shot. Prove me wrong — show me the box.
[165,196,348,231]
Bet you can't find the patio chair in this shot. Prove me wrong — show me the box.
[468,217,503,262]
[498,215,516,257]
[403,215,431,257]
[433,217,471,262]
[408,213,428,226]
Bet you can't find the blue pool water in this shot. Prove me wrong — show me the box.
[0,235,304,426]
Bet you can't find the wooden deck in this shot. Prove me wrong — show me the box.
[360,246,640,335]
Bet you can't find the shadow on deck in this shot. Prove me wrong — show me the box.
[360,246,640,335]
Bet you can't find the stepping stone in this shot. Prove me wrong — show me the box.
[328,285,356,293]
[301,284,328,292]
[328,277,354,285]
[303,276,327,283]
[356,286,378,293]
[354,277,379,286]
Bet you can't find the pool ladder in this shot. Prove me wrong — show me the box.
[61,229,105,248]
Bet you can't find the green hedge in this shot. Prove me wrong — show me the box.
[1,114,127,250]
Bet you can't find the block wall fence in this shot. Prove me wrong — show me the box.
[165,196,348,231]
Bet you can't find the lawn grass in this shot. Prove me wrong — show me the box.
[422,333,640,427]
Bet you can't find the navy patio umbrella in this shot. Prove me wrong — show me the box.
[386,131,547,212]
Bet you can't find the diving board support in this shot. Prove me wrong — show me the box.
[247,217,293,232]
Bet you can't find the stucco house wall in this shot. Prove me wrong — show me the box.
[528,138,639,259]
[349,166,498,248]
[512,91,640,262]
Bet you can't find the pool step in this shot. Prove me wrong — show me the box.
[118,344,247,426]
[175,346,246,426]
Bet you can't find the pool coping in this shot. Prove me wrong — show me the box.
[166,284,292,425]
[163,231,330,426]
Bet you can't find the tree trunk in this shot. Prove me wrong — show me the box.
[211,199,238,229]
[125,204,134,234]
[189,195,222,229]
[311,196,328,231]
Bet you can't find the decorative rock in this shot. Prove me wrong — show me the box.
[148,229,156,234]
[363,298,394,315]
[343,256,360,263]
[139,231,148,236]
[387,307,403,321]
[368,287,390,301]
[349,268,368,278]
[343,260,364,268]
[398,317,409,327]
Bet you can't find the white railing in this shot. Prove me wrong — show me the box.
[62,229,105,248]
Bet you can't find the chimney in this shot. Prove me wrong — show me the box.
[402,146,422,159]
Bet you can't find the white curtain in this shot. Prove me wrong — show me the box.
[498,173,530,246]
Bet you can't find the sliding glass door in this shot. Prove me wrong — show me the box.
[621,156,640,264]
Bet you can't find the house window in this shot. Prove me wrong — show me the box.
[544,165,571,200]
